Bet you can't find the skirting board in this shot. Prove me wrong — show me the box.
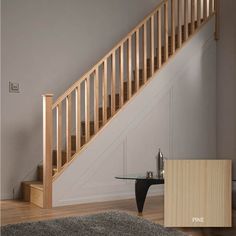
[164,160,232,227]
[53,184,164,206]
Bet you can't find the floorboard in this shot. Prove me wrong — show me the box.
[1,196,235,236]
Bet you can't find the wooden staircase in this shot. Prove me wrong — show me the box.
[22,0,218,208]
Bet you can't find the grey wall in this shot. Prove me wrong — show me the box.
[1,0,235,201]
[1,0,161,199]
[216,0,236,179]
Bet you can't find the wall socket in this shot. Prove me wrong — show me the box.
[9,82,20,93]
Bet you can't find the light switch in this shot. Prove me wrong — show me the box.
[9,82,20,93]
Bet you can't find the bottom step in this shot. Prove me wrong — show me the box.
[22,181,43,208]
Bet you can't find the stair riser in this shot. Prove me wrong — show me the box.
[22,183,31,202]
[30,187,43,208]
[22,182,43,208]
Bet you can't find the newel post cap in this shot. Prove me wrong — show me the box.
[42,94,54,97]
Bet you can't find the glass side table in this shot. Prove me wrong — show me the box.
[115,174,164,215]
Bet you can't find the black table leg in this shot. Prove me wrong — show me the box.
[135,179,153,215]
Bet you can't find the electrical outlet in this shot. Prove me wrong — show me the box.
[9,82,20,93]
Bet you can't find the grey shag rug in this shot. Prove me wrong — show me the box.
[1,211,186,236]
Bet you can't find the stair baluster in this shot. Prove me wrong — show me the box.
[56,103,62,172]
[164,1,169,61]
[75,85,81,152]
[171,0,176,55]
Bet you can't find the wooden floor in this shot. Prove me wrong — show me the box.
[1,196,235,236]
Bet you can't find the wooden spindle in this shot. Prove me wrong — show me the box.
[191,0,195,34]
[42,94,53,209]
[66,94,71,162]
[111,53,116,115]
[119,45,124,107]
[102,61,107,124]
[203,0,207,20]
[171,0,176,55]
[143,23,147,83]
[94,68,99,132]
[178,0,182,48]
[135,30,139,91]
[56,103,62,172]
[150,15,155,75]
[85,78,90,142]
[197,0,201,27]
[75,85,81,152]
[184,0,189,41]
[128,37,132,99]
[157,9,162,68]
[164,2,169,62]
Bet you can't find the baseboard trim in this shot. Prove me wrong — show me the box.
[0,193,14,200]
[53,187,164,207]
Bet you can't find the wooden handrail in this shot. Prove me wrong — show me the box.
[42,0,218,208]
[52,0,167,109]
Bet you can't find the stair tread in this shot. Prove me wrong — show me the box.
[22,181,43,190]
[30,183,43,191]
[38,164,57,170]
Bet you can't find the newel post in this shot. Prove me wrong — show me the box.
[42,94,53,208]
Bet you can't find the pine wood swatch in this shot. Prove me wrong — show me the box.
[164,160,232,227]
